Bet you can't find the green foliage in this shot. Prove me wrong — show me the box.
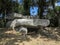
[0,20,4,28]
[55,6,60,11]
[18,5,24,14]
[47,10,55,19]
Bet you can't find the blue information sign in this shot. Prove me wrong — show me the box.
[30,6,38,16]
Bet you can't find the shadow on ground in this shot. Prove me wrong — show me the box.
[38,27,60,41]
[0,29,31,45]
[0,27,60,45]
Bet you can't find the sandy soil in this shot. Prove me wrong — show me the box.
[0,27,60,45]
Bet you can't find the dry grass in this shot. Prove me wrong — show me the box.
[0,27,60,45]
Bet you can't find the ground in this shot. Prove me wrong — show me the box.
[0,27,60,45]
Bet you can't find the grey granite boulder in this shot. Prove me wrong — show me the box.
[6,19,50,30]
